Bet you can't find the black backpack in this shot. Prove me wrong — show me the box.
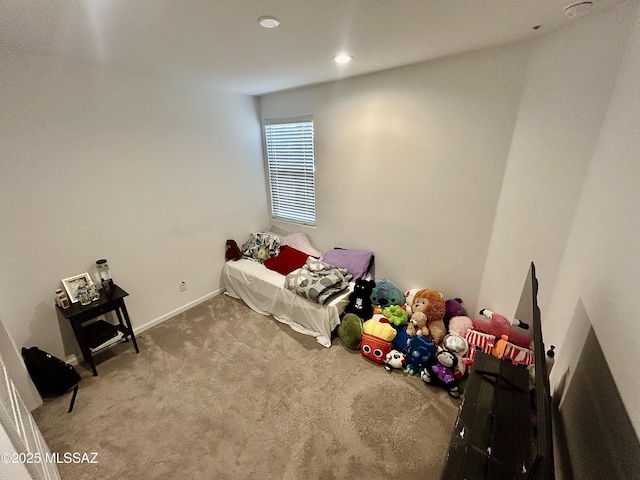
[22,347,81,413]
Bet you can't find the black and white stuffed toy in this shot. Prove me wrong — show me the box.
[421,348,461,398]
[384,349,407,371]
[344,278,376,319]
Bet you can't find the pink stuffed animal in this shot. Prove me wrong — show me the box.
[448,316,474,338]
[472,309,532,349]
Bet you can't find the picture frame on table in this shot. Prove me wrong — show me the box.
[62,272,94,303]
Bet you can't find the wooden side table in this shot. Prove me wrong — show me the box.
[57,285,139,376]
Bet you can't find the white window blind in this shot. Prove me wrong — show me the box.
[264,118,316,226]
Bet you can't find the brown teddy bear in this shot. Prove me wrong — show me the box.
[225,239,242,261]
[409,289,446,344]
[406,310,430,337]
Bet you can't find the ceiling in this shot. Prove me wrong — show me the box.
[0,0,624,96]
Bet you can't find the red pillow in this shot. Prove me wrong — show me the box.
[264,246,309,275]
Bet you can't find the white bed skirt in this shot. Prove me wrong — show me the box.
[221,259,352,348]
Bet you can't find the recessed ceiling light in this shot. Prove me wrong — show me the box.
[564,1,593,18]
[333,53,353,64]
[258,16,280,28]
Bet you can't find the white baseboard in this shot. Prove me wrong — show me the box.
[66,354,80,366]
[134,288,223,335]
[65,289,223,366]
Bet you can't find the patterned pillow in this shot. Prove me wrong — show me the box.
[241,232,281,262]
[281,232,322,258]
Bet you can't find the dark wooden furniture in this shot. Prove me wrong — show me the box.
[57,285,139,376]
[441,352,532,479]
[441,263,554,480]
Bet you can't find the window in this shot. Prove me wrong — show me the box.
[263,117,316,226]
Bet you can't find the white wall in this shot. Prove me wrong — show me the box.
[478,1,636,321]
[0,316,41,412]
[547,2,640,435]
[2,1,638,442]
[0,51,268,360]
[260,0,640,441]
[260,42,530,309]
[472,0,640,436]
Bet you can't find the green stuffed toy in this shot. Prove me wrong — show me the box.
[383,305,408,327]
[370,279,405,308]
[337,313,364,350]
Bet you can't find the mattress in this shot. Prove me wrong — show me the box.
[222,259,352,348]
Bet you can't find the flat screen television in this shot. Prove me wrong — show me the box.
[514,261,554,480]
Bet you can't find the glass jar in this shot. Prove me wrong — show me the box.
[96,259,112,283]
[89,283,100,302]
[77,282,91,306]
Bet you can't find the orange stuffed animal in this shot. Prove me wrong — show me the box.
[409,289,447,344]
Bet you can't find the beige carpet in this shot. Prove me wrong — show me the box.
[33,294,459,480]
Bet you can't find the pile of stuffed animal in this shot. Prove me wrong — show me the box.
[337,278,535,398]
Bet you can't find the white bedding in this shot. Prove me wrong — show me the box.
[222,259,352,348]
